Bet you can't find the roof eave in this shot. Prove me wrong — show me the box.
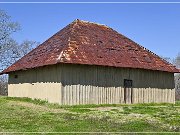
[0,71,7,75]
[1,62,180,75]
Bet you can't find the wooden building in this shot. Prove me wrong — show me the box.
[1,19,179,104]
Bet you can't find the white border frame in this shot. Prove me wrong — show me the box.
[0,1,180,134]
[0,1,180,4]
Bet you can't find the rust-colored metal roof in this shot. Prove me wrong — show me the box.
[1,19,180,74]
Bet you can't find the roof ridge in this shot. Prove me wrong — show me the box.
[73,19,111,29]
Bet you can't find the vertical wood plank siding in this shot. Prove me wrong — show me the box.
[60,64,175,105]
[8,63,175,104]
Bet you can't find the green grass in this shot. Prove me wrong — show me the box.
[175,100,180,106]
[3,96,48,105]
[67,108,93,113]
[0,96,180,133]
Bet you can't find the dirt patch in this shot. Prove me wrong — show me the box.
[7,101,68,113]
[92,107,123,111]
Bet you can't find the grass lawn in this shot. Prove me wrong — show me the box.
[0,96,180,133]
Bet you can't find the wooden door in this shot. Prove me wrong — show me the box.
[124,79,133,104]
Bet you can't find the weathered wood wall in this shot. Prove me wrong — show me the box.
[60,64,175,105]
[8,63,175,104]
[8,66,62,103]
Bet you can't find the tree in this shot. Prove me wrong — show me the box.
[161,56,173,64]
[174,53,180,69]
[0,9,20,44]
[174,53,180,100]
[0,9,38,95]
[161,54,180,100]
[0,9,20,70]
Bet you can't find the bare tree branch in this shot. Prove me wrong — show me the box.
[0,9,38,95]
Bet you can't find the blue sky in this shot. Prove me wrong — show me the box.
[1,2,180,59]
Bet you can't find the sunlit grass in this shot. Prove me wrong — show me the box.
[0,96,179,132]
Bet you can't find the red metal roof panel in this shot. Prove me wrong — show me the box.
[1,19,179,74]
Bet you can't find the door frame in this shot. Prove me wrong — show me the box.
[124,79,133,104]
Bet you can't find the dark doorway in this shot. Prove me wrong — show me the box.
[124,79,133,104]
